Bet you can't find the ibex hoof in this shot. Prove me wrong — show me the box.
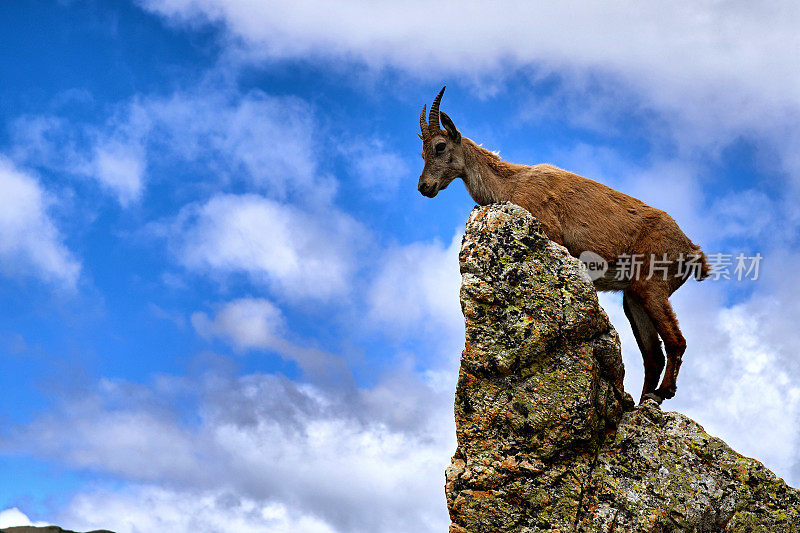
[655,386,676,400]
[640,392,664,406]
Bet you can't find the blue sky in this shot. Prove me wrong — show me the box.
[1,1,799,531]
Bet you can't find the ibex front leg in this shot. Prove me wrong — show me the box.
[630,281,686,402]
[623,291,665,403]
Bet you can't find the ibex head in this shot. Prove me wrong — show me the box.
[418,86,464,198]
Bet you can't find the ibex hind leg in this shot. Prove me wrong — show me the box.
[623,291,666,404]
[630,281,686,401]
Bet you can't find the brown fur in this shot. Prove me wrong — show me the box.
[418,93,709,403]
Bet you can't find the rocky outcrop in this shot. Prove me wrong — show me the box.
[446,203,800,533]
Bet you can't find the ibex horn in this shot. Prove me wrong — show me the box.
[428,86,445,132]
[419,104,427,136]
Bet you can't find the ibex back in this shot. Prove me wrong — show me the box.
[418,87,710,404]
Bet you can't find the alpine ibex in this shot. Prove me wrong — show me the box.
[418,87,709,403]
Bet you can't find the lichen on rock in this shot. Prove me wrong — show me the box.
[446,202,800,533]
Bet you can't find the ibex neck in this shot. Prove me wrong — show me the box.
[461,138,522,206]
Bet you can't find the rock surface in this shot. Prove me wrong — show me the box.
[446,203,800,533]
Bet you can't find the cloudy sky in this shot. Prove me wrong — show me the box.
[1,1,799,531]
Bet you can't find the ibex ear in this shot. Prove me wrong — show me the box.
[440,111,461,143]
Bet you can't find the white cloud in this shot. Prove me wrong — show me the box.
[169,194,363,301]
[140,2,800,117]
[59,487,337,533]
[192,297,285,351]
[90,142,146,206]
[9,111,149,208]
[343,138,410,197]
[0,157,80,288]
[675,291,800,485]
[190,297,348,380]
[707,189,785,245]
[10,86,335,206]
[138,89,334,202]
[368,231,462,339]
[3,370,455,533]
[134,2,777,77]
[0,507,49,528]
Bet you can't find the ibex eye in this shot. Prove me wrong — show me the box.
[435,142,446,153]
